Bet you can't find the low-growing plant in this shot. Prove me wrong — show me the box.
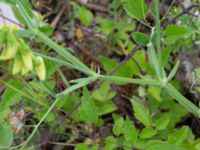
[0,0,200,149]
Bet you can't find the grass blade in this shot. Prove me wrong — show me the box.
[167,60,180,81]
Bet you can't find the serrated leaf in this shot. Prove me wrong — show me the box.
[140,127,157,139]
[155,114,170,130]
[113,117,124,136]
[80,87,99,124]
[124,0,148,20]
[131,99,152,127]
[123,117,138,143]
[168,126,189,145]
[105,136,118,150]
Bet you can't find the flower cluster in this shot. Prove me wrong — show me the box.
[0,26,46,80]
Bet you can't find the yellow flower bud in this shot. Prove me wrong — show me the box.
[21,65,30,75]
[21,51,33,71]
[18,40,33,71]
[34,56,46,81]
[0,29,18,60]
[12,56,22,75]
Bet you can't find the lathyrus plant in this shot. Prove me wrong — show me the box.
[0,26,46,80]
[1,0,200,149]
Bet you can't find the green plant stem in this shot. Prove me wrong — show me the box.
[99,75,200,117]
[56,76,98,98]
[0,79,45,106]
[154,0,163,77]
[10,78,96,150]
[99,75,163,86]
[15,1,95,77]
[34,52,81,71]
[33,30,95,76]
[164,83,200,118]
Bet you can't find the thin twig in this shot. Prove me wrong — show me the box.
[164,4,200,28]
[0,14,25,28]
[76,0,108,13]
[51,3,68,28]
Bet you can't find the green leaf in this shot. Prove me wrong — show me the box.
[34,109,55,123]
[78,7,93,26]
[96,17,114,35]
[164,25,192,45]
[99,56,138,79]
[123,117,138,143]
[131,98,152,127]
[192,139,200,150]
[147,42,161,78]
[124,0,148,20]
[92,82,116,101]
[0,79,23,110]
[167,60,180,81]
[113,117,124,136]
[132,32,149,46]
[169,104,188,127]
[99,101,117,115]
[140,127,157,139]
[76,143,89,150]
[146,140,186,150]
[148,86,162,102]
[168,126,189,145]
[105,136,118,150]
[0,123,13,149]
[80,87,99,124]
[155,114,170,130]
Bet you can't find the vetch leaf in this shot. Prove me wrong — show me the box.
[132,32,149,46]
[164,25,192,45]
[78,7,93,26]
[131,98,152,127]
[124,0,148,20]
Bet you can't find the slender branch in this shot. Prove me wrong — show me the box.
[164,4,200,28]
[76,0,108,13]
